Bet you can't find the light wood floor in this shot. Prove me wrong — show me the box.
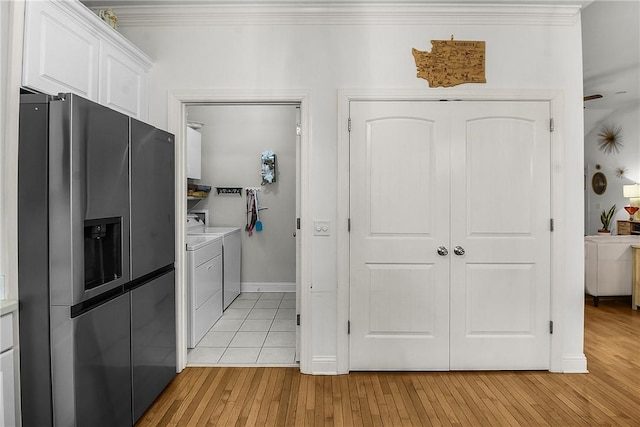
[137,298,640,426]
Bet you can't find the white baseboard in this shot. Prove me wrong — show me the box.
[241,282,296,293]
[311,356,338,375]
[561,353,588,373]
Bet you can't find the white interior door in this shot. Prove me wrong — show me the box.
[449,102,551,370]
[349,100,551,371]
[349,101,451,370]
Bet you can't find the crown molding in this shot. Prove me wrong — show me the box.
[96,3,582,27]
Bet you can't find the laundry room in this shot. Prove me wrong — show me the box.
[185,103,300,366]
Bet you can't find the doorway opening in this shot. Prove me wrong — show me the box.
[186,102,300,366]
[168,91,311,373]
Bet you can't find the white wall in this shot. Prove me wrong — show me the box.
[186,104,297,285]
[0,0,8,299]
[584,105,640,235]
[582,0,640,235]
[112,3,586,373]
[1,0,24,301]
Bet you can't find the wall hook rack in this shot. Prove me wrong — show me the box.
[216,187,242,195]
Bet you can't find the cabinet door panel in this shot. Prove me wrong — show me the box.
[187,127,202,180]
[99,41,148,120]
[23,1,99,99]
[194,255,222,309]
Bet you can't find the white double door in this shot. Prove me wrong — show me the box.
[349,100,551,371]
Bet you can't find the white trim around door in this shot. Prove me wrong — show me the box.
[167,90,312,374]
[336,89,570,374]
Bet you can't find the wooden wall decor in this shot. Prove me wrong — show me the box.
[412,36,486,88]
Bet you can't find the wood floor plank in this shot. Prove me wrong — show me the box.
[260,368,281,425]
[244,367,274,426]
[439,373,484,426]
[355,375,376,427]
[329,377,344,427]
[409,376,441,427]
[165,367,220,425]
[214,367,255,425]
[415,374,453,426]
[186,367,230,425]
[137,300,640,426]
[284,368,301,426]
[386,374,419,427]
[313,374,323,426]
[293,373,308,427]
[338,374,354,427]
[273,368,294,426]
[359,374,382,426]
[324,376,335,426]
[430,374,465,426]
[347,373,364,427]
[235,367,267,426]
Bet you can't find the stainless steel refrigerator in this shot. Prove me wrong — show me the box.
[18,93,176,426]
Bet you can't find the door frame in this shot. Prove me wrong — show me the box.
[168,90,312,373]
[337,89,566,374]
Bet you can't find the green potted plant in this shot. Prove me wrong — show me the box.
[598,204,616,234]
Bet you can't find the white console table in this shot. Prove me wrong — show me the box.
[584,235,640,307]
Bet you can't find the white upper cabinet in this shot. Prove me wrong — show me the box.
[22,0,152,120]
[22,0,100,100]
[186,127,202,180]
[98,40,148,119]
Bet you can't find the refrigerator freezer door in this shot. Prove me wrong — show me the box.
[131,271,176,423]
[54,292,132,427]
[75,293,131,426]
[130,119,175,279]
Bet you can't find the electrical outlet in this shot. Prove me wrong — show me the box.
[314,220,330,236]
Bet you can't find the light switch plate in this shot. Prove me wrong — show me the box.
[314,220,330,236]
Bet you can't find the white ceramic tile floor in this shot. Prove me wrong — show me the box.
[270,318,296,332]
[239,319,273,332]
[247,308,277,320]
[187,292,298,367]
[199,331,235,347]
[229,331,267,347]
[257,348,296,364]
[264,331,296,347]
[254,299,281,309]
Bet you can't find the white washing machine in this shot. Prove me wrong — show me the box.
[186,231,223,348]
[187,215,242,309]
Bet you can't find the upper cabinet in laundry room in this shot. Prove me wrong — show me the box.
[22,0,151,120]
